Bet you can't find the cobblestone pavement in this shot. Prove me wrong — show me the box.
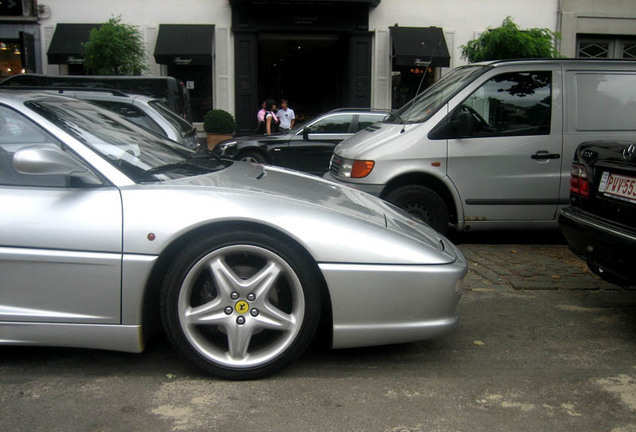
[459,243,626,291]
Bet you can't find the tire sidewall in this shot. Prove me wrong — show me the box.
[386,185,450,235]
[160,229,321,380]
[239,151,266,164]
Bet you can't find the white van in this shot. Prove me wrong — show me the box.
[324,59,636,234]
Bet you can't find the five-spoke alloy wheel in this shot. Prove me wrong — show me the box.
[161,229,321,380]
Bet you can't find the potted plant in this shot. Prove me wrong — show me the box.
[203,109,236,150]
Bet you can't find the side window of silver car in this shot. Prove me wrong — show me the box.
[0,105,93,188]
[449,71,552,139]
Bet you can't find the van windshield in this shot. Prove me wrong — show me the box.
[390,65,488,124]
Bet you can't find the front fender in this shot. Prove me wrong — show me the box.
[119,187,455,266]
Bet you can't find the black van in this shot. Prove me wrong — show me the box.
[0,74,191,121]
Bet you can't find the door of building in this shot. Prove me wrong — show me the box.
[231,1,373,134]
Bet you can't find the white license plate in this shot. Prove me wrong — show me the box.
[598,171,636,204]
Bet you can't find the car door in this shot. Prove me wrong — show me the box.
[0,105,123,324]
[282,113,355,175]
[444,67,563,222]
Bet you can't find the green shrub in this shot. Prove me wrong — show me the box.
[83,16,148,75]
[461,17,561,63]
[203,109,236,134]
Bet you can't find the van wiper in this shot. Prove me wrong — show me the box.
[387,111,403,123]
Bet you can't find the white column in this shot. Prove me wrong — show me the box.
[214,26,233,114]
[372,28,391,110]
[144,26,160,76]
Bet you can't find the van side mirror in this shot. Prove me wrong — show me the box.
[302,127,311,140]
[450,110,475,138]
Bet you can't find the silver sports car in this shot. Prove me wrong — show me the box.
[0,92,467,379]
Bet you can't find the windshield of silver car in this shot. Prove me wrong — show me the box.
[389,65,487,124]
[26,98,226,182]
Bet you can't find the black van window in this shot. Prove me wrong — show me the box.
[455,71,552,138]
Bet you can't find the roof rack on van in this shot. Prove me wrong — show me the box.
[0,86,129,97]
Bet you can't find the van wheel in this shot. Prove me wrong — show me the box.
[239,151,267,164]
[385,185,450,235]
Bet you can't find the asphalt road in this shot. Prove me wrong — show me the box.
[1,235,635,432]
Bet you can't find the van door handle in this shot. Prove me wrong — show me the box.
[531,151,560,160]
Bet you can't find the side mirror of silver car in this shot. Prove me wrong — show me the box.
[13,145,101,185]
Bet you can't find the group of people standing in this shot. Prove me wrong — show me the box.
[256,99,295,135]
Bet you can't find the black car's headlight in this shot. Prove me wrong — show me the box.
[216,140,237,153]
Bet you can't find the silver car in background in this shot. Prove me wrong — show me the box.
[0,92,466,379]
[1,87,200,150]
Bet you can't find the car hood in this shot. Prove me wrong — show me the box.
[166,161,448,255]
[334,122,406,159]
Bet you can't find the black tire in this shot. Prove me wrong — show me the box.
[160,229,321,380]
[239,151,267,164]
[385,185,450,235]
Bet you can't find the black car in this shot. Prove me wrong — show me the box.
[213,108,390,176]
[559,141,636,286]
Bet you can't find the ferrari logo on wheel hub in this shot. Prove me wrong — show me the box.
[235,300,249,314]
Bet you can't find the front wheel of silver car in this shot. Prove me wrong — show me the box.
[161,229,321,380]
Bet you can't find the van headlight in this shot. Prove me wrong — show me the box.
[333,156,375,179]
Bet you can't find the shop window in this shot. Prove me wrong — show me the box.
[0,41,25,77]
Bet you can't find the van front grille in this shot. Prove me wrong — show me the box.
[330,154,342,176]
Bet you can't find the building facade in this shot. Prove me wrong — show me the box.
[0,0,634,130]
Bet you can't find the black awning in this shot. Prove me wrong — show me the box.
[391,26,450,68]
[154,24,215,66]
[47,23,100,64]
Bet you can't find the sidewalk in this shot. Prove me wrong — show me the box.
[458,244,628,291]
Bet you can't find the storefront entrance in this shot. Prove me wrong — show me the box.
[154,24,215,123]
[257,33,346,122]
[0,40,24,77]
[390,26,450,109]
[231,0,377,133]
[0,31,37,77]
[167,65,213,123]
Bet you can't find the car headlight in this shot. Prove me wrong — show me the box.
[332,155,375,179]
[216,140,237,153]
